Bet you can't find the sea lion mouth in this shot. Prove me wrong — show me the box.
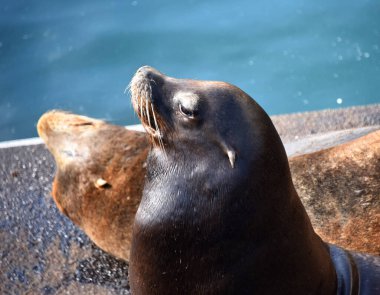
[128,66,165,148]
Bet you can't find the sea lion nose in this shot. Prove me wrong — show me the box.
[136,66,165,81]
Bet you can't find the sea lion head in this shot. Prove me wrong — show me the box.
[37,111,148,260]
[130,66,291,192]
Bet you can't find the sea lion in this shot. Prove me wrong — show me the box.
[289,130,380,255]
[37,111,148,260]
[38,111,380,261]
[128,66,380,294]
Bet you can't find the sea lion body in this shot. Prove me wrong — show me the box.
[290,130,380,255]
[129,66,348,294]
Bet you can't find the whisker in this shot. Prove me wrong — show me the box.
[139,94,144,119]
[129,73,166,155]
[151,104,159,131]
[146,99,151,128]
[158,136,166,156]
[124,82,131,94]
[149,104,165,153]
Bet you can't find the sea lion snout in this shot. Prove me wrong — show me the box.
[136,65,166,83]
[130,66,169,144]
[131,65,167,104]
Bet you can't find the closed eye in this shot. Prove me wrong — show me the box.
[179,104,196,118]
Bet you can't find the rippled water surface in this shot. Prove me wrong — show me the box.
[1,0,379,140]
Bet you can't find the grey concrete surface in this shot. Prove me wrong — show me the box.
[284,125,379,157]
[272,104,380,143]
[0,104,379,294]
[0,145,130,295]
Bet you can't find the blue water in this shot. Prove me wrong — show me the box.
[1,0,379,141]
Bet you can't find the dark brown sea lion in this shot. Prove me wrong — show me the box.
[37,111,148,260]
[128,66,380,294]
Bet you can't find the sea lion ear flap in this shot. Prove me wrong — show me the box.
[219,140,237,168]
[227,149,236,169]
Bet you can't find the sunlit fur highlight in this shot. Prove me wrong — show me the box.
[127,72,166,152]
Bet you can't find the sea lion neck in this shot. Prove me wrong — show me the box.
[141,137,307,237]
[133,140,337,294]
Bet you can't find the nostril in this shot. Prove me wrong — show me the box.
[132,66,166,100]
[136,66,164,81]
[137,65,153,75]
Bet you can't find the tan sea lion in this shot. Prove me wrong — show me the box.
[37,111,148,260]
[128,66,379,294]
[289,130,380,255]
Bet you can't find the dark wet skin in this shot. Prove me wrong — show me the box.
[129,66,339,295]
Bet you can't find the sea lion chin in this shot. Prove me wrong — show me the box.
[129,66,380,294]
